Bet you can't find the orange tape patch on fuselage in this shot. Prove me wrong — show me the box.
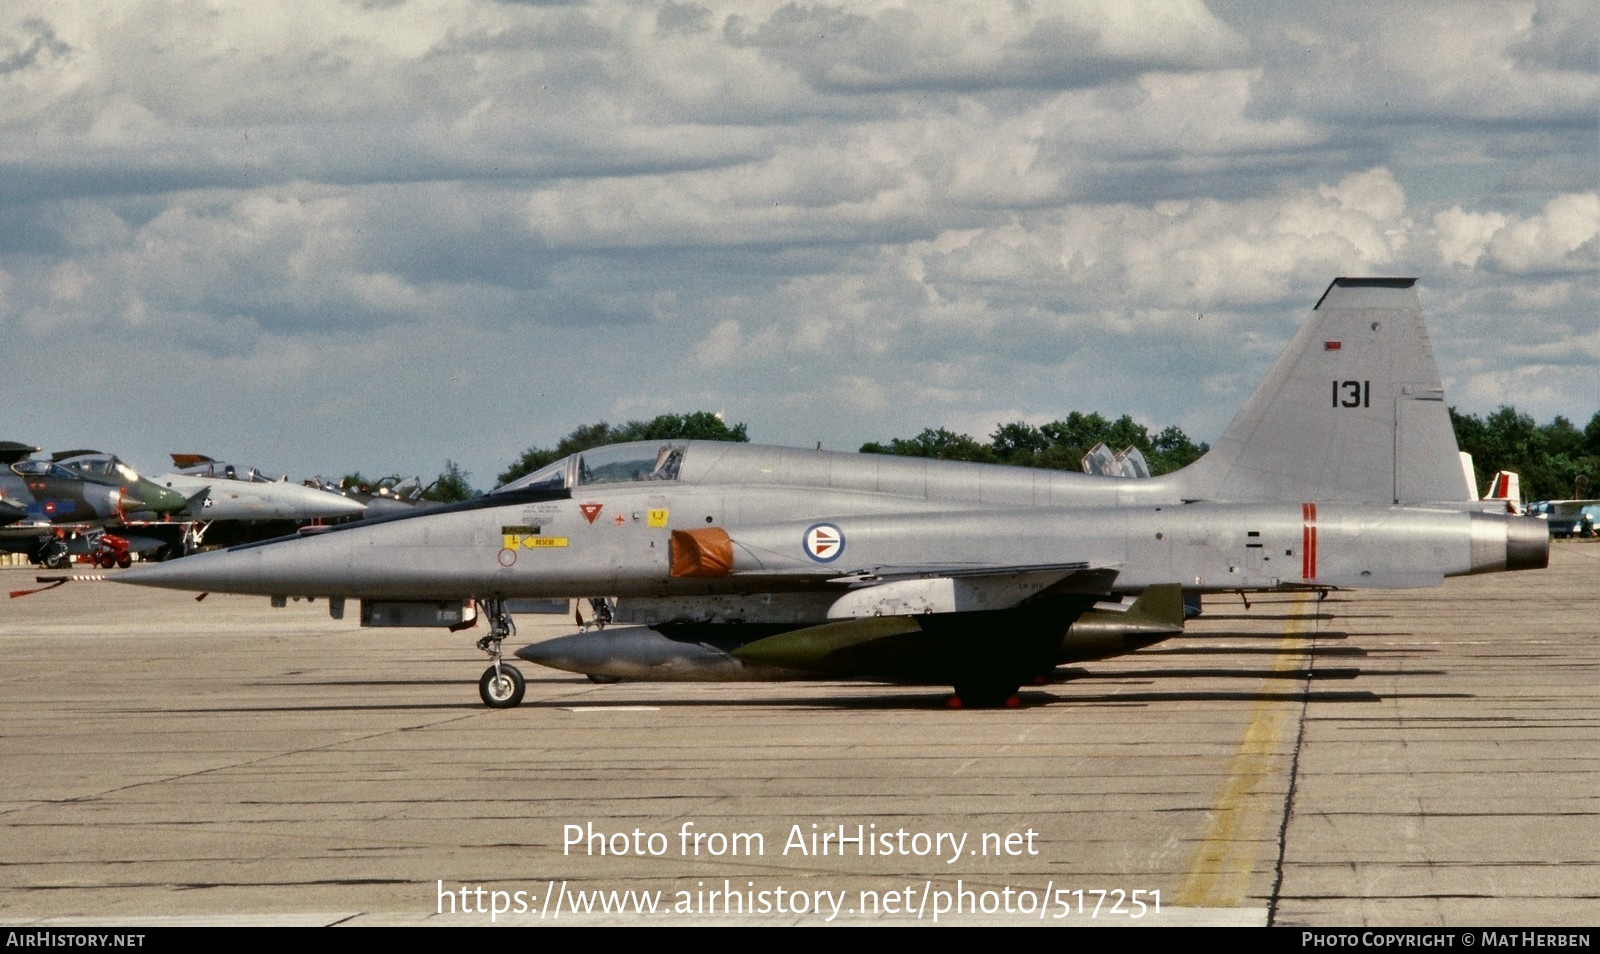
[670,527,733,578]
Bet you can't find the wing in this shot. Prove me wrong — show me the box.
[823,564,1119,618]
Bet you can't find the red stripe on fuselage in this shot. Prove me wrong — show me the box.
[1301,502,1318,580]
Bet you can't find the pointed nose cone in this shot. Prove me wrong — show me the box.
[305,488,368,519]
[240,483,368,521]
[115,522,408,598]
[143,482,192,514]
[118,547,260,593]
[117,508,473,600]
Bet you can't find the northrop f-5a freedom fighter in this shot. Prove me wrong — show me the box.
[118,279,1550,708]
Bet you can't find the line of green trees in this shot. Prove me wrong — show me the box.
[856,407,1600,501]
[1452,408,1600,502]
[470,405,1597,504]
[859,412,1207,475]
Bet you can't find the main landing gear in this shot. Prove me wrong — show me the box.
[40,543,70,570]
[475,598,526,708]
[949,676,1023,709]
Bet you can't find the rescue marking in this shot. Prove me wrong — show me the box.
[803,523,844,563]
[647,508,669,528]
[579,503,603,524]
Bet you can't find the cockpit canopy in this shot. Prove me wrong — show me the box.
[10,459,84,481]
[54,454,143,486]
[493,442,685,495]
[175,461,280,483]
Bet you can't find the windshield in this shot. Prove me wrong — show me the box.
[58,456,141,484]
[493,443,685,494]
[576,444,683,485]
[494,458,571,494]
[12,460,81,480]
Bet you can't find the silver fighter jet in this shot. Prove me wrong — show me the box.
[117,278,1549,708]
[156,455,368,523]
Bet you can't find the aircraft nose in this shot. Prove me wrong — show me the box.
[145,484,190,514]
[288,484,368,519]
[118,546,254,592]
[326,494,368,518]
[0,499,27,526]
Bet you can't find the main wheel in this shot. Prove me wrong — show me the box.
[479,664,526,708]
[951,677,1021,709]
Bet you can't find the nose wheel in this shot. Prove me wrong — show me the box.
[479,664,526,708]
[474,597,526,708]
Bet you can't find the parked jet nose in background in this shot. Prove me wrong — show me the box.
[157,454,368,522]
[53,451,192,517]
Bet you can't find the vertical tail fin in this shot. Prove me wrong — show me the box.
[1480,468,1523,514]
[1178,278,1473,504]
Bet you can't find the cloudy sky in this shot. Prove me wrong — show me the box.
[3,0,1595,489]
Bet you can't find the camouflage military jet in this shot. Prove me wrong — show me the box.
[118,278,1549,708]
[52,451,201,519]
[0,446,194,567]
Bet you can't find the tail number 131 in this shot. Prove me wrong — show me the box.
[1332,380,1370,408]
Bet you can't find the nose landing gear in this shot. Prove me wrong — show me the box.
[479,663,525,708]
[474,598,526,708]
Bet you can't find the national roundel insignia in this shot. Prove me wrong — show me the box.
[803,523,844,563]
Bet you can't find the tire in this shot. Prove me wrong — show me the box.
[479,665,526,708]
[951,677,1021,709]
